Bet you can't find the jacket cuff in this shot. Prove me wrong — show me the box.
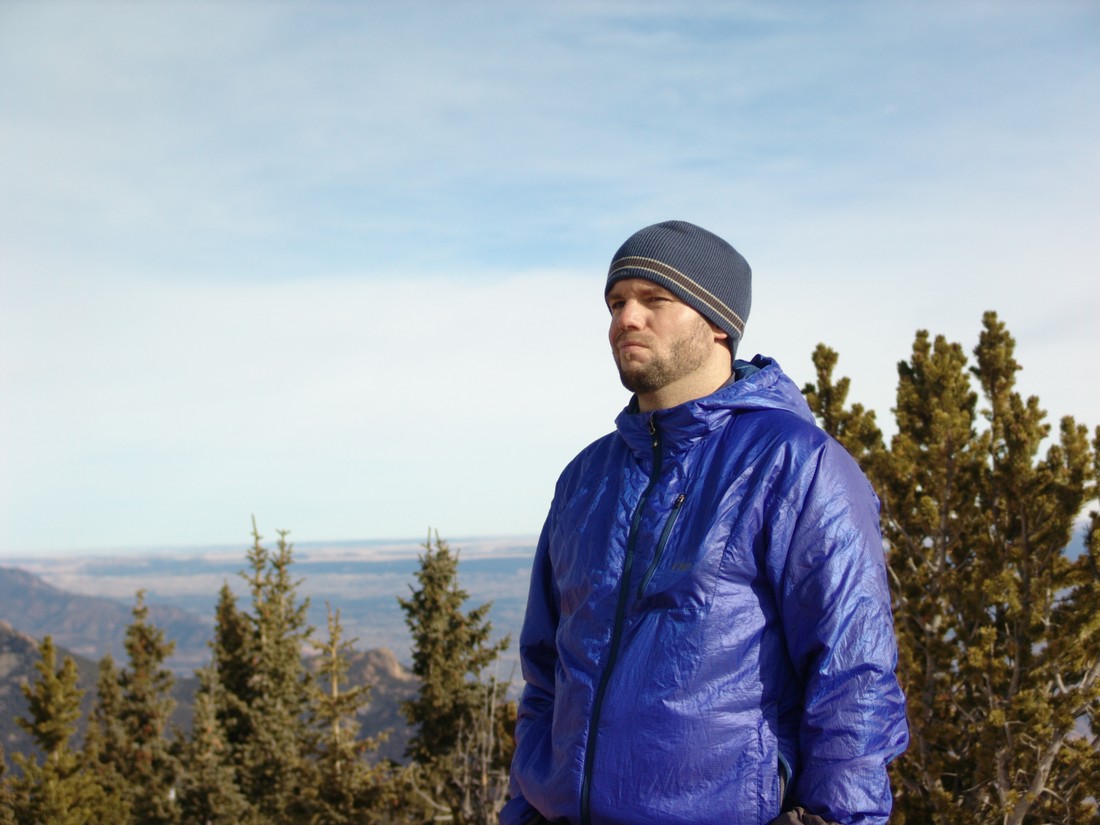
[499,794,541,825]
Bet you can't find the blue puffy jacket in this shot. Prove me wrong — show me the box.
[502,357,908,825]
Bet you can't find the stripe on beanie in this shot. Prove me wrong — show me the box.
[608,255,746,336]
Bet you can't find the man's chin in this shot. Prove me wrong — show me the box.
[617,367,661,395]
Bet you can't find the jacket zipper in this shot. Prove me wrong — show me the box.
[637,492,686,598]
[580,417,662,825]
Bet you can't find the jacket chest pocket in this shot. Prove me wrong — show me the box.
[635,500,731,613]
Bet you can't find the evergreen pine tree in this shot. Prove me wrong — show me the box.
[213,519,318,822]
[11,636,127,825]
[1056,493,1100,815]
[310,604,389,824]
[83,654,133,821]
[855,327,984,824]
[803,315,1100,824]
[801,342,885,467]
[398,531,512,824]
[175,667,256,825]
[0,743,15,825]
[105,592,182,824]
[211,580,254,751]
[959,313,1099,823]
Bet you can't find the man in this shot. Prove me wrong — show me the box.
[500,221,908,825]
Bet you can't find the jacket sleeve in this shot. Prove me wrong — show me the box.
[776,440,909,824]
[500,514,560,825]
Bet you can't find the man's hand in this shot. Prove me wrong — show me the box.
[768,808,840,825]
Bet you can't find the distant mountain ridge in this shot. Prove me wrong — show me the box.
[0,564,213,672]
[5,539,532,688]
[0,566,417,766]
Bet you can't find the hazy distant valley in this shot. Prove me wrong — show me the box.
[4,536,536,673]
[0,536,537,765]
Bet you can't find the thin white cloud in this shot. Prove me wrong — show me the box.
[0,266,621,550]
[1,0,1097,552]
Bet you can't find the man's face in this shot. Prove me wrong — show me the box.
[607,278,720,396]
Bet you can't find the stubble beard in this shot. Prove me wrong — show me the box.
[614,316,715,395]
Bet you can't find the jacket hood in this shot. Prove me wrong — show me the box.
[615,355,815,460]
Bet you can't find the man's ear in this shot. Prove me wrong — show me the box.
[708,322,729,344]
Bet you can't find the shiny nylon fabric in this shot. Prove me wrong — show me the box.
[503,357,908,825]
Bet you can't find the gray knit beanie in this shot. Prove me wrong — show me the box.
[605,220,751,353]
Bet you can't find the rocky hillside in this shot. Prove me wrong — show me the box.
[0,565,212,672]
[311,646,419,763]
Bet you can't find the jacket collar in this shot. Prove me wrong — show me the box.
[614,355,812,461]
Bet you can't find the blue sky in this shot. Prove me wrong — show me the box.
[1,1,1097,555]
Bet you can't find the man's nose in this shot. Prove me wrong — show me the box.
[615,300,644,330]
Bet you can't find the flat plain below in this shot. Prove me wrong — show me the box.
[3,535,537,682]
